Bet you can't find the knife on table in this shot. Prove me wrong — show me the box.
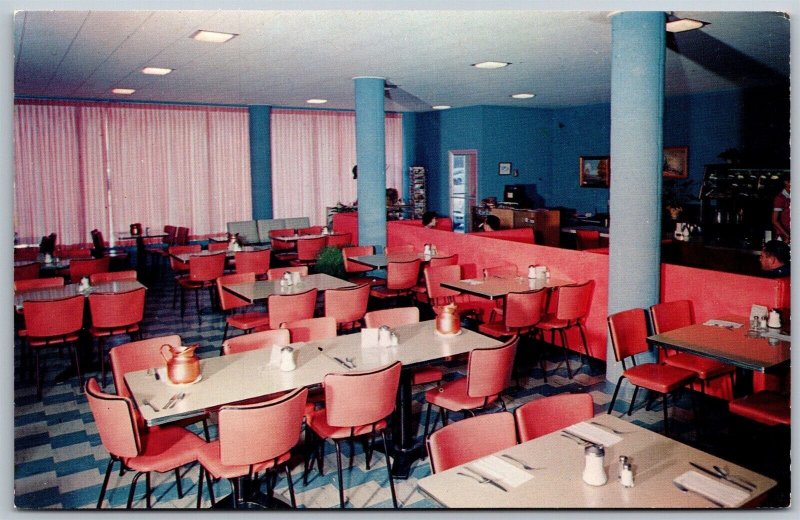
[689,462,752,492]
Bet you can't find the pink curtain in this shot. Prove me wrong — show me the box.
[271,109,403,225]
[14,101,251,245]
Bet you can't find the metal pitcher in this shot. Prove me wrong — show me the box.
[160,344,201,384]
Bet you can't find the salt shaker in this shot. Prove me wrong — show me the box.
[282,271,292,286]
[582,444,607,486]
[528,265,537,279]
[768,309,781,329]
[620,463,635,488]
[759,315,768,330]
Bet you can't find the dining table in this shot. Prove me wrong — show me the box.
[15,255,71,274]
[221,273,355,304]
[169,246,270,266]
[14,279,146,308]
[117,232,168,278]
[440,274,574,300]
[124,320,501,478]
[269,232,347,243]
[416,413,776,508]
[348,251,452,270]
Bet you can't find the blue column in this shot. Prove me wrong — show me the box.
[607,12,666,382]
[248,105,272,219]
[354,77,387,250]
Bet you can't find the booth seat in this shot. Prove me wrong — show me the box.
[393,217,454,231]
[468,228,535,244]
[227,217,311,245]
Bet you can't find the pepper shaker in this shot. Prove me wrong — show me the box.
[620,463,635,488]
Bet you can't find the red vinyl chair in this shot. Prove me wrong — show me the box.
[216,272,271,348]
[266,266,308,281]
[222,329,291,356]
[298,226,324,236]
[14,277,65,292]
[290,236,326,267]
[267,288,318,330]
[478,288,548,338]
[196,388,309,509]
[234,249,271,279]
[22,294,85,399]
[728,391,790,427]
[325,233,352,249]
[606,308,697,434]
[109,335,210,439]
[429,253,458,267]
[68,256,111,283]
[207,242,229,252]
[369,259,421,304]
[169,245,202,308]
[85,378,206,509]
[177,252,226,322]
[88,287,146,387]
[175,226,190,245]
[90,270,138,284]
[342,245,383,287]
[14,262,40,280]
[422,335,519,438]
[514,393,595,442]
[483,263,519,321]
[426,412,517,474]
[281,316,337,342]
[534,280,596,379]
[575,229,601,250]
[324,283,370,331]
[269,229,298,263]
[304,362,401,508]
[650,300,735,395]
[14,246,39,262]
[384,244,414,256]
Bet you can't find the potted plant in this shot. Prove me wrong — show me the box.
[313,246,346,278]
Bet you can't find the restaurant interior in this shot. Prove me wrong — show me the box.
[9,7,793,511]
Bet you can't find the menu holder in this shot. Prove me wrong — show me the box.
[470,455,534,488]
[673,471,750,508]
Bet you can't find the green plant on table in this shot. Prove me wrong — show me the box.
[314,246,346,278]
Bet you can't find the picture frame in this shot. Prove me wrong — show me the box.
[579,156,610,188]
[663,146,689,178]
[498,162,512,176]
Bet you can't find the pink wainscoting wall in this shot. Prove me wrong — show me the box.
[467,228,536,244]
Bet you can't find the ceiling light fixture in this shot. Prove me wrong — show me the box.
[191,30,238,43]
[432,105,451,110]
[472,61,511,69]
[306,99,328,104]
[142,67,173,76]
[511,93,535,99]
[111,88,135,95]
[666,17,708,33]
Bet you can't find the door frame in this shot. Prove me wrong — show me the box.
[448,149,478,233]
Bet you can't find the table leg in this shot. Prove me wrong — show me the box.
[135,236,147,280]
[388,369,426,479]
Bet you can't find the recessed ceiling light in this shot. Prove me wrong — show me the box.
[432,105,451,110]
[472,61,511,69]
[142,67,173,76]
[511,93,535,99]
[111,88,135,95]
[191,30,237,43]
[306,99,328,104]
[665,18,708,33]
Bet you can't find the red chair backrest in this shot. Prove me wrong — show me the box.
[90,270,137,284]
[483,263,518,277]
[216,272,255,311]
[385,244,414,255]
[175,227,190,245]
[467,335,518,398]
[575,229,601,250]
[386,259,421,291]
[607,308,650,362]
[69,256,111,283]
[425,265,462,304]
[234,249,271,277]
[324,362,401,428]
[207,242,229,252]
[325,233,352,249]
[188,253,226,282]
[282,317,337,342]
[23,295,85,338]
[85,378,140,458]
[267,266,308,280]
[504,289,548,329]
[514,393,595,442]
[14,247,39,261]
[109,335,182,399]
[269,228,296,251]
[222,329,291,355]
[429,254,458,267]
[296,236,327,262]
[168,245,202,271]
[268,288,318,330]
[14,262,40,280]
[298,226,324,236]
[363,307,420,328]
[14,277,65,292]
[342,245,375,274]
[553,280,596,322]
[427,412,517,474]
[163,225,178,245]
[324,284,370,325]
[650,300,695,333]
[88,288,146,329]
[219,388,308,467]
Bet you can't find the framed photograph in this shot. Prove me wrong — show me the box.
[498,162,512,176]
[579,156,610,188]
[663,146,689,178]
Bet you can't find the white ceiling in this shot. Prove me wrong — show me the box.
[13,10,790,111]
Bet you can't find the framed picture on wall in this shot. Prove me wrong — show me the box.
[663,146,689,178]
[579,156,610,188]
[498,162,512,176]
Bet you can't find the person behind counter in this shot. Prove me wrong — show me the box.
[422,211,438,228]
[760,239,790,278]
[772,178,790,243]
[480,215,501,232]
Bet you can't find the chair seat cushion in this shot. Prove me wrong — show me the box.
[411,367,444,386]
[196,441,290,479]
[535,316,571,330]
[623,363,695,394]
[369,287,409,299]
[227,312,271,330]
[425,377,498,412]
[663,353,735,380]
[306,409,388,440]
[729,391,790,426]
[125,425,205,473]
[477,320,531,338]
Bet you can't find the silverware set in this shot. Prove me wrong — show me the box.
[162,391,185,410]
[673,481,724,508]
[333,356,356,369]
[456,467,507,492]
[500,453,542,471]
[589,421,630,435]
[560,431,594,446]
[689,462,755,492]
